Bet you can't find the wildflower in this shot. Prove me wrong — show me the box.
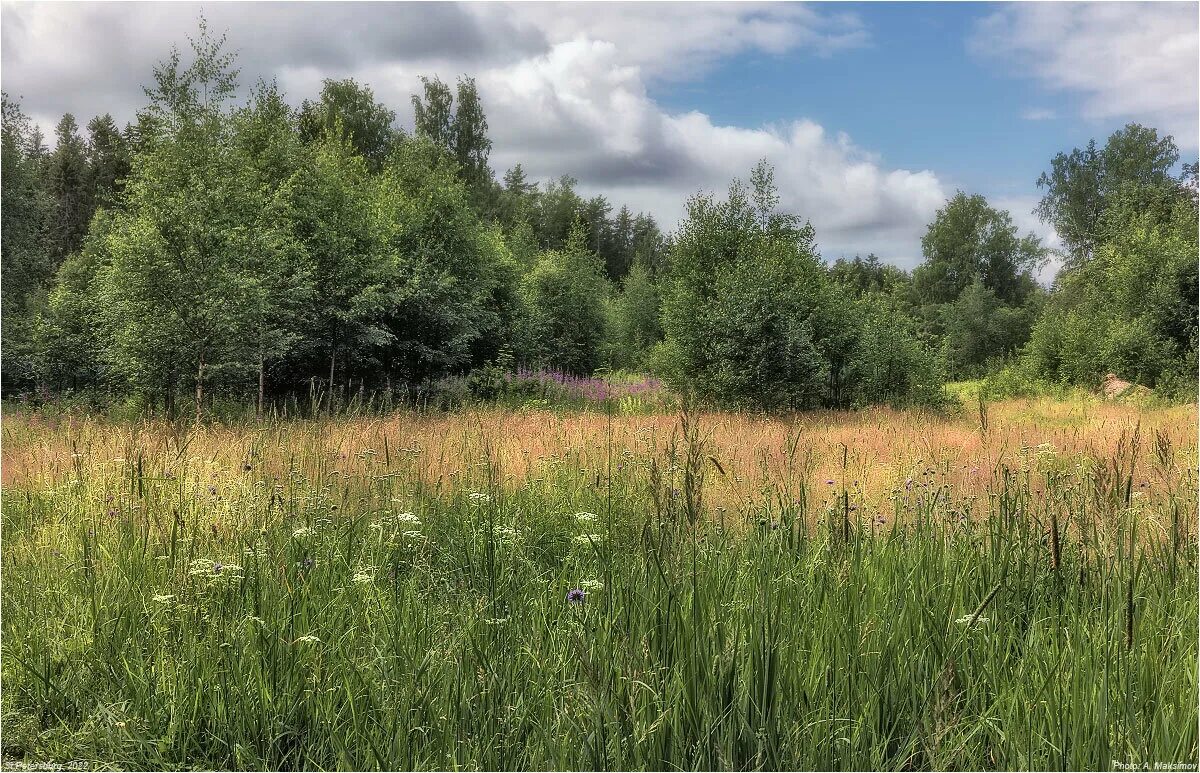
[955,615,990,625]
[566,588,586,604]
[151,594,176,604]
[580,579,604,591]
[395,512,421,526]
[352,572,373,585]
[301,557,314,570]
[468,492,490,503]
[826,480,835,486]
[292,526,314,539]
[401,530,424,541]
[293,634,322,645]
[574,533,601,545]
[493,526,520,542]
[483,617,509,625]
[213,562,223,574]
[575,511,599,522]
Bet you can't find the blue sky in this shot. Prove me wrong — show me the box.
[3,2,1196,270]
[645,1,1196,259]
[653,3,1072,197]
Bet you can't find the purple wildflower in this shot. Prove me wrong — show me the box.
[213,562,223,574]
[566,588,586,604]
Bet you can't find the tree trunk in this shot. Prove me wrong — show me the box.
[257,351,265,421]
[195,356,205,424]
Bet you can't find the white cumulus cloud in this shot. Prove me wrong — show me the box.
[971,2,1199,149]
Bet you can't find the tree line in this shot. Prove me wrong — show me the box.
[2,22,1196,417]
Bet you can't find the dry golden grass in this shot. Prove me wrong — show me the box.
[4,397,1195,520]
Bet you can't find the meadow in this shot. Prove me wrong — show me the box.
[1,395,1197,770]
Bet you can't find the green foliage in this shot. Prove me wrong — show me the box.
[85,114,131,211]
[940,279,1039,378]
[517,225,611,375]
[662,164,825,410]
[44,114,94,265]
[910,192,1044,379]
[298,78,396,170]
[663,162,944,411]
[1037,123,1181,265]
[411,75,494,212]
[607,260,663,370]
[830,254,911,297]
[846,299,947,408]
[91,21,309,419]
[914,191,1042,307]
[374,139,518,380]
[1025,153,1198,390]
[1,94,52,391]
[4,18,1194,415]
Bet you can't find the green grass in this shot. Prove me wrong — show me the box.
[2,412,1196,771]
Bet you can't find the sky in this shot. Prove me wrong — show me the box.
[2,1,1197,273]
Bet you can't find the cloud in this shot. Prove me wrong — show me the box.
[971,2,1199,149]
[1,1,942,266]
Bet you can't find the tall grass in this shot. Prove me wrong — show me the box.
[2,401,1196,770]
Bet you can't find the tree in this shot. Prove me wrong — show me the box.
[914,192,1042,307]
[234,81,313,416]
[298,78,396,170]
[1024,175,1198,389]
[517,224,610,375]
[1,94,51,392]
[36,212,115,392]
[845,298,944,408]
[86,114,131,211]
[661,163,833,410]
[533,175,583,250]
[608,259,662,369]
[450,77,492,199]
[498,164,538,230]
[374,139,518,381]
[45,114,93,266]
[95,19,305,420]
[411,75,495,213]
[1036,123,1180,266]
[285,129,392,395]
[829,254,910,297]
[939,279,1037,377]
